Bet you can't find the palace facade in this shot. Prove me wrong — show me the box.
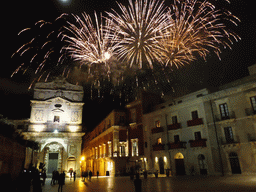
[81,64,256,176]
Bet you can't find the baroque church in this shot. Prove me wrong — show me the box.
[22,77,85,175]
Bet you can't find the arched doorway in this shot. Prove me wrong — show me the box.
[229,152,241,174]
[42,142,64,174]
[174,153,186,176]
[158,157,164,174]
[198,154,207,175]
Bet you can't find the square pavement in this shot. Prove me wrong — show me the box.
[41,175,256,192]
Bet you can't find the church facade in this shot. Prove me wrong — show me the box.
[23,78,85,175]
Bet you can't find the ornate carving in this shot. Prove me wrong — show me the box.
[49,144,61,152]
[71,111,79,122]
[35,110,44,121]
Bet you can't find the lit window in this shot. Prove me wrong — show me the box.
[219,103,230,119]
[250,96,256,112]
[108,141,112,157]
[95,147,98,159]
[155,120,161,127]
[224,127,234,143]
[131,139,139,156]
[157,138,162,144]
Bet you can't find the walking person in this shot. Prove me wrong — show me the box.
[89,170,92,181]
[134,173,142,192]
[73,171,76,181]
[70,170,73,180]
[51,170,55,185]
[32,170,42,192]
[97,170,99,178]
[58,172,65,192]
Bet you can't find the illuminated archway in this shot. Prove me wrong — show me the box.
[174,152,185,175]
[174,152,184,159]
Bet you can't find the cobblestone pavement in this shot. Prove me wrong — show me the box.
[42,175,256,192]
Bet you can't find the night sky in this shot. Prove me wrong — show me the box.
[1,0,256,131]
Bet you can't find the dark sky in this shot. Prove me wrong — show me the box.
[1,0,256,130]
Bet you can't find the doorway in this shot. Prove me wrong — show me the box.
[48,153,59,173]
[174,153,186,176]
[229,152,241,174]
[158,157,164,174]
[198,154,207,175]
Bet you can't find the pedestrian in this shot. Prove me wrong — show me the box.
[97,170,99,178]
[89,170,92,181]
[32,170,42,192]
[58,172,65,192]
[51,170,55,185]
[42,170,46,185]
[154,170,158,178]
[70,170,73,180]
[74,171,76,181]
[134,173,142,192]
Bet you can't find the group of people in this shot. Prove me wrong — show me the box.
[81,170,93,181]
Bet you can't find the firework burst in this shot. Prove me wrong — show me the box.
[64,12,118,80]
[160,0,240,68]
[106,0,171,69]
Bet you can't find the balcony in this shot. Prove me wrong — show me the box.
[220,136,240,145]
[151,127,164,134]
[215,111,236,122]
[189,139,207,148]
[152,143,165,151]
[245,108,256,116]
[168,123,181,130]
[167,141,186,149]
[187,118,203,127]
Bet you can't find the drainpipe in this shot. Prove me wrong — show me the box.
[210,100,224,176]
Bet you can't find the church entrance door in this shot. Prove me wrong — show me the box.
[48,153,59,173]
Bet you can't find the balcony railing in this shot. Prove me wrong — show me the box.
[245,108,256,116]
[168,123,181,130]
[167,141,186,149]
[215,111,236,121]
[152,143,165,151]
[187,118,203,127]
[220,136,240,145]
[151,127,164,134]
[189,139,207,148]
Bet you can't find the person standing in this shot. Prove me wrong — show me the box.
[89,170,92,181]
[134,173,142,192]
[70,170,73,180]
[73,171,76,181]
[58,172,65,192]
[97,171,99,178]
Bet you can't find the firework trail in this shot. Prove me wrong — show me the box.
[160,0,240,68]
[106,0,171,69]
[11,13,69,86]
